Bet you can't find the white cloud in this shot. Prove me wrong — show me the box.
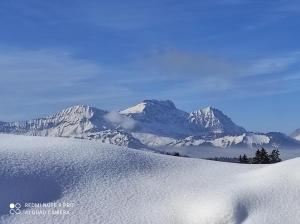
[130,49,300,100]
[0,49,101,85]
[104,111,136,130]
[245,53,300,76]
[0,49,135,120]
[1,47,300,121]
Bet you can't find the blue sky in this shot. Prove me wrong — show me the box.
[0,0,300,134]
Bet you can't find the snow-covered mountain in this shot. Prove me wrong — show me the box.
[0,105,108,135]
[0,105,146,149]
[86,130,146,149]
[290,128,300,141]
[120,100,245,138]
[171,132,300,149]
[188,106,246,137]
[120,100,191,137]
[0,99,299,150]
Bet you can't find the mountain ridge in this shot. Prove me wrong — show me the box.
[0,99,299,150]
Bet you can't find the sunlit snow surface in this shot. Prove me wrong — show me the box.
[0,134,300,224]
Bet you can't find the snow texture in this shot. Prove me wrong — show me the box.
[0,134,300,224]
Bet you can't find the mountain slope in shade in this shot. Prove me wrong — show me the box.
[290,128,300,141]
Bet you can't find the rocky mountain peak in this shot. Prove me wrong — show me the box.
[189,106,246,135]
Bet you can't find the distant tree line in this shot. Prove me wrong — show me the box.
[207,157,239,163]
[163,148,282,164]
[239,148,281,164]
[164,152,189,158]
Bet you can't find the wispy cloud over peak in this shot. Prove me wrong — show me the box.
[104,111,136,130]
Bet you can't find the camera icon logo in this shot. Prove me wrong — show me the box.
[9,203,21,215]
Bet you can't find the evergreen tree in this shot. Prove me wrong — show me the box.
[173,152,180,157]
[239,154,249,163]
[253,148,270,164]
[269,149,281,163]
[242,154,249,163]
[260,148,270,164]
[252,149,261,164]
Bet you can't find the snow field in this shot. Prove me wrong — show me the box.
[0,134,299,224]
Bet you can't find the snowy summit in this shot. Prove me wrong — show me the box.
[0,99,299,151]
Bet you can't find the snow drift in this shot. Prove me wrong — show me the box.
[0,134,300,224]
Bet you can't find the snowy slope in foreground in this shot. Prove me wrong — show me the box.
[0,134,300,224]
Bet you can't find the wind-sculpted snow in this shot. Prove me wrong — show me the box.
[0,134,300,224]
